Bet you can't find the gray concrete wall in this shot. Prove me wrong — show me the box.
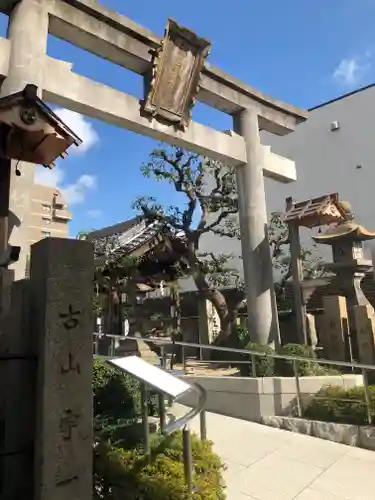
[263,85,375,263]
[178,374,362,422]
[189,85,375,292]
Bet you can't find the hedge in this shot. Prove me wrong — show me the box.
[239,342,275,376]
[93,358,157,422]
[93,358,227,499]
[94,430,226,500]
[275,344,341,377]
[304,385,375,426]
[238,342,341,377]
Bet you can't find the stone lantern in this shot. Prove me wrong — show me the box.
[283,193,349,345]
[312,205,375,359]
[312,215,375,312]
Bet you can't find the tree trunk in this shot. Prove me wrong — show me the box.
[111,285,123,336]
[189,263,230,344]
[170,283,182,337]
[186,244,237,346]
[127,283,142,336]
[170,282,182,368]
[206,288,232,345]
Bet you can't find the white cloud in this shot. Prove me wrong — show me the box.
[333,53,371,87]
[54,108,99,154]
[34,110,99,205]
[35,165,64,187]
[78,174,97,189]
[35,166,97,206]
[62,175,98,205]
[87,209,103,218]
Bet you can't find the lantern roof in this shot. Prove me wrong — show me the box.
[284,193,349,228]
[312,221,375,245]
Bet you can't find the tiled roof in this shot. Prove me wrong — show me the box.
[88,216,190,286]
[87,216,142,241]
[284,193,349,229]
[88,216,167,257]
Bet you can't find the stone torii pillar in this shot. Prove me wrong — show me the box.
[0,2,305,347]
[233,109,279,345]
[0,0,48,279]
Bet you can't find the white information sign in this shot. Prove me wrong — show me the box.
[107,355,192,399]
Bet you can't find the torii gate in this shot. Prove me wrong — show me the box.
[0,0,307,347]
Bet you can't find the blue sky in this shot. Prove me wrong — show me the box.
[2,0,375,236]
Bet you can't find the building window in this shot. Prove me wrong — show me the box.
[42,204,51,212]
[42,216,51,224]
[41,231,51,238]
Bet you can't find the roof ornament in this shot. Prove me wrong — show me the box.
[0,84,82,269]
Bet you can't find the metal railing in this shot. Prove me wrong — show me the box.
[138,378,207,494]
[100,341,207,494]
[94,333,375,426]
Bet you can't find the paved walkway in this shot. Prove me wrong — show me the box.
[171,405,374,500]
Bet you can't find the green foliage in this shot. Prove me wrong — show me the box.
[235,325,249,345]
[94,431,226,500]
[275,343,317,376]
[135,148,324,298]
[229,327,341,377]
[274,344,341,377]
[92,294,106,316]
[133,146,241,291]
[269,211,326,308]
[76,230,89,240]
[93,350,226,500]
[304,385,375,426]
[210,325,248,364]
[137,146,238,237]
[269,211,325,281]
[88,145,325,344]
[93,358,157,422]
[239,342,275,377]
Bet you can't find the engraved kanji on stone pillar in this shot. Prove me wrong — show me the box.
[321,296,349,361]
[353,304,375,365]
[30,238,93,500]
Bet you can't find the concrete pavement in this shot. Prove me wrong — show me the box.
[171,405,374,500]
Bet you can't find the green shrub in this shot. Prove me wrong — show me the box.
[235,325,249,345]
[94,416,148,449]
[275,344,342,377]
[235,342,342,378]
[210,325,249,364]
[304,385,375,426]
[239,342,275,376]
[94,431,226,499]
[93,358,157,422]
[275,343,316,376]
[306,363,342,377]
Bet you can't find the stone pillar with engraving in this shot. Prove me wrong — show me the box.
[306,313,318,348]
[199,299,220,342]
[313,216,375,359]
[321,296,350,361]
[30,238,93,500]
[353,304,375,365]
[198,298,220,359]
